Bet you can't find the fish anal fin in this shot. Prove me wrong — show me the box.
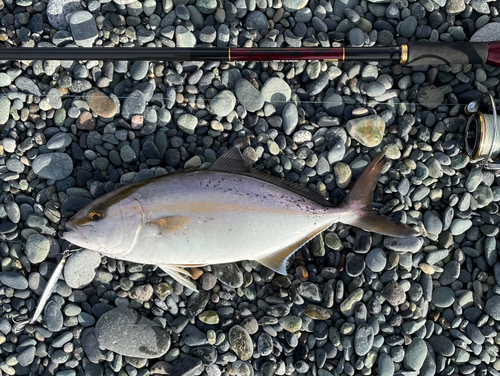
[258,223,333,274]
[159,265,198,292]
[209,147,252,173]
[147,216,192,235]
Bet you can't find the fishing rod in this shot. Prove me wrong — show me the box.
[1,41,500,66]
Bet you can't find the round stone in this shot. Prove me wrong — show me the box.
[32,153,74,180]
[403,338,427,372]
[432,286,455,308]
[212,263,243,288]
[177,114,198,135]
[235,79,264,112]
[196,0,217,13]
[346,255,365,277]
[69,11,98,47]
[47,133,72,150]
[282,103,298,135]
[44,300,63,332]
[210,90,236,117]
[382,281,406,306]
[354,324,374,356]
[245,11,269,31]
[0,272,28,289]
[346,115,385,147]
[261,77,291,109]
[485,295,500,320]
[279,316,302,332]
[47,0,83,29]
[229,326,253,361]
[365,248,386,273]
[26,234,51,264]
[95,307,171,358]
[418,86,444,109]
[85,90,118,118]
[63,250,101,289]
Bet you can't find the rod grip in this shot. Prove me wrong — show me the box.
[405,42,488,66]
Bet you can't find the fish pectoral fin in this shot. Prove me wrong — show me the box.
[159,265,199,292]
[258,223,333,275]
[147,216,192,235]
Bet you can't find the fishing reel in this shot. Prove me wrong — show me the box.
[464,92,500,175]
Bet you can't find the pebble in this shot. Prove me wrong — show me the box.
[229,326,253,361]
[95,307,170,358]
[25,234,51,264]
[354,324,374,356]
[63,250,101,289]
[47,0,83,29]
[44,300,64,332]
[485,295,500,320]
[261,77,291,109]
[365,248,386,272]
[177,114,198,135]
[235,79,264,112]
[404,338,427,372]
[69,11,98,47]
[85,90,118,118]
[282,103,298,135]
[212,263,243,288]
[210,90,236,117]
[32,153,73,180]
[345,115,385,147]
[0,272,28,290]
[382,281,406,306]
[432,286,455,308]
[418,86,444,109]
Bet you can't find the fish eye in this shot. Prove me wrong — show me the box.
[89,210,103,221]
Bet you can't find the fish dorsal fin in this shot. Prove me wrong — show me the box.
[258,222,333,274]
[210,147,333,208]
[209,147,252,173]
[159,265,199,292]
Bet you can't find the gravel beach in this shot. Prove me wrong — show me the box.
[0,0,500,376]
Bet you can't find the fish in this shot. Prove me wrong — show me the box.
[63,147,420,291]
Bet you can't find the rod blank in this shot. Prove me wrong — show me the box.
[0,42,498,66]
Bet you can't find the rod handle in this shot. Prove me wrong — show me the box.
[405,42,488,66]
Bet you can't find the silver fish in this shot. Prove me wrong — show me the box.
[63,147,419,291]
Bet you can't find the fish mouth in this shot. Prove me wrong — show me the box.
[63,222,86,246]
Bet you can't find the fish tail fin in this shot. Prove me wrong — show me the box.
[339,150,420,238]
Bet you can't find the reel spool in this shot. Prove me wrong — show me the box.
[465,93,500,174]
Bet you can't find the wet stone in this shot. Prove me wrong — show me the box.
[95,307,170,358]
[346,255,365,277]
[354,324,374,356]
[382,281,406,306]
[229,326,253,361]
[432,286,455,308]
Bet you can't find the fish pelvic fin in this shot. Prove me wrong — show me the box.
[259,222,333,274]
[339,150,421,238]
[159,265,199,292]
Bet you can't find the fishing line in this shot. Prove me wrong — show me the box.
[0,91,495,107]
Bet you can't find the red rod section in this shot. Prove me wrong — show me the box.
[230,47,344,62]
